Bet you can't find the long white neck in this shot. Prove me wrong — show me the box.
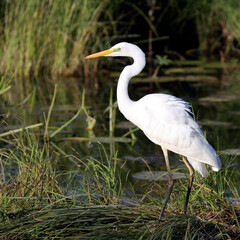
[117,49,146,121]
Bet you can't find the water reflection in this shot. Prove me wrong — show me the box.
[1,65,240,194]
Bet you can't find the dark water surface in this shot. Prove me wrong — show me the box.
[1,65,240,196]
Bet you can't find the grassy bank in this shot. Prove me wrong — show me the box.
[0,130,239,238]
[0,87,239,238]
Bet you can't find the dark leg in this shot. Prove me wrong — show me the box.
[157,147,174,225]
[180,155,195,215]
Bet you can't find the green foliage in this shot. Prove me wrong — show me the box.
[0,0,119,79]
[0,205,155,239]
[0,124,239,238]
[0,132,64,212]
[154,55,172,66]
[60,143,123,206]
[0,75,11,96]
[80,144,123,204]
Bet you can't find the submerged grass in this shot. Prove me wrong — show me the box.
[63,144,123,205]
[0,131,64,212]
[1,129,240,239]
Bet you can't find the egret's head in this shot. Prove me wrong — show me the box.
[85,42,144,59]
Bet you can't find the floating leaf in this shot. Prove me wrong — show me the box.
[125,154,164,164]
[199,120,237,128]
[133,171,186,181]
[60,136,132,143]
[131,75,217,84]
[115,121,136,129]
[199,94,240,103]
[164,67,216,75]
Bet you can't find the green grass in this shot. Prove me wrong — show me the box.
[0,123,239,239]
[0,164,239,239]
[0,70,239,238]
[0,75,12,96]
[0,132,64,212]
[62,143,123,205]
[0,0,120,83]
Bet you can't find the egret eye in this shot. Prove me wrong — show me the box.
[113,47,121,52]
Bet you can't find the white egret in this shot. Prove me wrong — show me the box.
[85,42,221,222]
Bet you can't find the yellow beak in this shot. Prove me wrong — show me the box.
[85,49,114,59]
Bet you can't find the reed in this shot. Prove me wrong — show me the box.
[0,0,118,82]
[0,131,64,212]
[0,75,12,96]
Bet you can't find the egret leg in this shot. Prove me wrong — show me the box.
[157,147,174,224]
[180,155,194,215]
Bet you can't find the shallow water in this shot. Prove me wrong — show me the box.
[1,64,240,195]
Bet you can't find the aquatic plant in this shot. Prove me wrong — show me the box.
[0,160,239,239]
[0,132,64,212]
[0,93,239,238]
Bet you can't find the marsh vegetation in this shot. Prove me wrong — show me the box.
[0,0,240,239]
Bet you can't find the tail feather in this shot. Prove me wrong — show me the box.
[187,157,208,177]
[212,166,221,172]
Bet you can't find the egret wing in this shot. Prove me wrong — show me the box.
[132,93,220,171]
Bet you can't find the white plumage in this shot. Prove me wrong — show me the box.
[85,42,221,220]
[132,93,220,177]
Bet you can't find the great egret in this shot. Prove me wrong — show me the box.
[85,42,221,222]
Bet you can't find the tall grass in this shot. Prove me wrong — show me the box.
[0,90,239,238]
[0,132,64,212]
[0,86,123,211]
[64,144,123,205]
[0,132,123,212]
[1,0,240,85]
[0,75,12,96]
[1,150,239,239]
[0,0,119,81]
